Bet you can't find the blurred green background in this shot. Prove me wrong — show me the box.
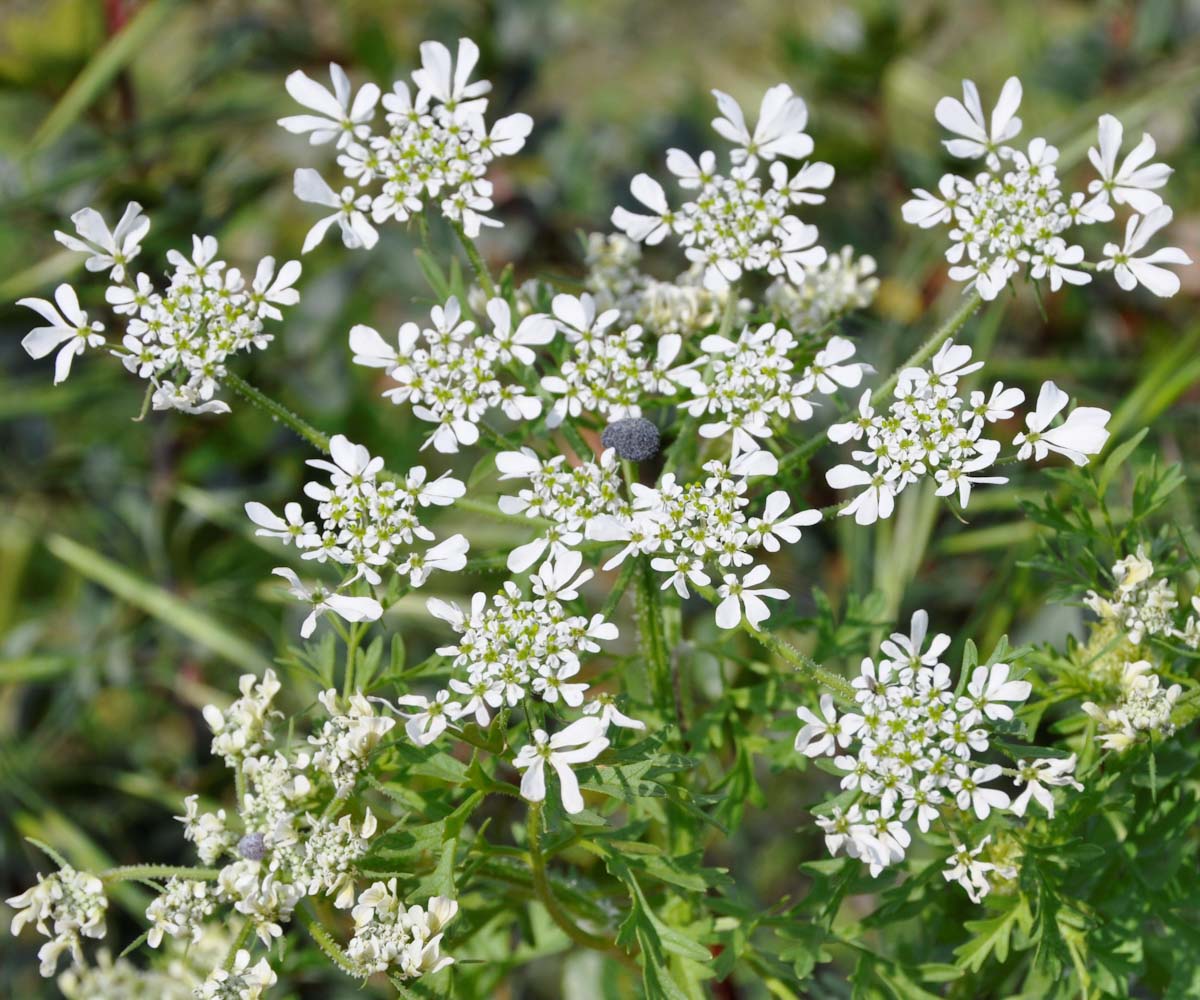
[1,0,1198,995]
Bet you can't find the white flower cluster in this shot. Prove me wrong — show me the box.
[193,950,276,999]
[1082,659,1181,752]
[166,673,397,962]
[798,611,1080,891]
[904,77,1191,299]
[347,883,457,979]
[497,446,814,629]
[6,864,108,977]
[672,322,869,457]
[281,39,531,250]
[583,232,738,336]
[57,928,236,1000]
[1084,545,1182,645]
[612,85,834,290]
[942,836,1017,904]
[246,434,469,637]
[826,342,1110,524]
[21,204,301,412]
[145,880,216,949]
[386,548,643,814]
[763,245,879,334]
[540,292,682,429]
[350,296,552,453]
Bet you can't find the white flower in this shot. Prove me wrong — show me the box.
[293,168,379,252]
[514,717,610,814]
[412,37,491,111]
[583,693,646,732]
[18,284,105,384]
[250,257,303,321]
[53,202,149,281]
[1010,755,1081,818]
[715,565,789,629]
[244,501,314,545]
[279,63,380,148]
[195,949,276,999]
[957,663,1032,723]
[710,84,813,163]
[1097,205,1192,297]
[826,465,894,526]
[611,174,672,245]
[949,762,1010,819]
[402,533,470,587]
[145,879,215,948]
[935,77,1022,164]
[880,610,950,668]
[795,693,864,757]
[1014,381,1111,466]
[943,838,997,904]
[747,492,821,552]
[271,567,383,638]
[394,690,462,746]
[7,865,107,977]
[1087,114,1172,212]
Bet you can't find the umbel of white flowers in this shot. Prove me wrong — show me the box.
[824,340,1111,525]
[19,204,302,413]
[280,38,532,249]
[903,76,1191,299]
[793,611,1082,904]
[612,84,835,290]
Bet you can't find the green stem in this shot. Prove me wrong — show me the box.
[224,371,330,451]
[100,863,220,883]
[342,622,361,698]
[451,220,497,299]
[693,583,856,703]
[296,904,360,977]
[635,556,672,713]
[222,918,255,971]
[527,803,622,955]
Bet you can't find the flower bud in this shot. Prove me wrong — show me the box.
[601,417,660,462]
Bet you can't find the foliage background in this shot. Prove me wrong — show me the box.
[1,0,1198,996]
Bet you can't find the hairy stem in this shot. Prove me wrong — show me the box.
[296,904,360,977]
[527,802,624,956]
[693,583,856,703]
[451,220,497,299]
[224,371,330,451]
[100,863,220,883]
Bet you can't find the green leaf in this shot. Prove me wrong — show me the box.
[1097,427,1149,496]
[46,533,273,674]
[954,896,1032,973]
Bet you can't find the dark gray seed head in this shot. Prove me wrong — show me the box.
[238,832,266,861]
[601,417,660,462]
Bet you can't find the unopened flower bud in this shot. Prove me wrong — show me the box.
[601,417,660,462]
[238,832,266,861]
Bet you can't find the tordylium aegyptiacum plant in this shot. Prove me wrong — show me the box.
[9,37,1198,997]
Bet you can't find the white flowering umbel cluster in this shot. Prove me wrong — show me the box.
[393,549,633,814]
[281,39,532,250]
[825,341,1111,524]
[764,245,880,334]
[612,85,835,290]
[246,434,469,637]
[672,322,869,457]
[496,446,818,629]
[20,205,301,413]
[351,297,552,453]
[584,233,737,336]
[1076,547,1194,750]
[6,865,107,977]
[795,612,1081,903]
[903,77,1191,299]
